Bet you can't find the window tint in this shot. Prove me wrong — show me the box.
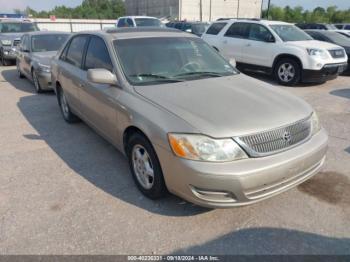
[225,23,249,38]
[66,35,88,67]
[84,37,113,72]
[248,24,273,42]
[174,23,183,30]
[117,19,126,27]
[345,25,350,30]
[206,23,227,35]
[126,18,134,27]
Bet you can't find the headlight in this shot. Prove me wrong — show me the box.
[1,39,12,46]
[307,48,329,59]
[311,112,321,135]
[168,134,248,162]
[38,63,51,73]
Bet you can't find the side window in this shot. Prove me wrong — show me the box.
[66,35,88,68]
[117,19,126,27]
[60,40,71,61]
[126,19,134,27]
[225,23,249,39]
[206,23,227,35]
[345,25,350,30]
[248,24,274,42]
[84,36,113,72]
[174,23,183,30]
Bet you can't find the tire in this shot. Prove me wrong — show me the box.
[126,133,167,199]
[1,52,10,66]
[57,86,80,123]
[274,58,301,86]
[17,61,24,78]
[32,70,43,93]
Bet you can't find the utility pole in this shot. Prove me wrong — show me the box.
[199,0,203,22]
[209,0,212,22]
[266,0,271,19]
[237,0,240,18]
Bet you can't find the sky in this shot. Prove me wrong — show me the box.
[0,0,349,13]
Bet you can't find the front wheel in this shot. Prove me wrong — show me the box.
[32,70,43,93]
[126,133,167,199]
[274,58,301,86]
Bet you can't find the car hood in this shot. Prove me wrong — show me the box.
[134,74,313,138]
[286,40,343,50]
[0,33,23,41]
[31,51,57,65]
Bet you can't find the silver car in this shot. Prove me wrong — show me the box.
[51,28,328,208]
[16,31,70,92]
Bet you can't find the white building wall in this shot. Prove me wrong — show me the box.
[180,0,262,21]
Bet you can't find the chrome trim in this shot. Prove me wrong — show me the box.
[234,116,312,157]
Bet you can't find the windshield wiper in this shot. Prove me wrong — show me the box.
[174,71,228,78]
[129,73,184,82]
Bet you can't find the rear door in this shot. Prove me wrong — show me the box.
[221,22,250,62]
[58,35,89,115]
[79,36,119,142]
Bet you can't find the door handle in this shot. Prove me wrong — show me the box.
[223,40,228,44]
[246,43,251,47]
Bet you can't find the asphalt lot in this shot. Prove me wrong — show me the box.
[0,66,349,255]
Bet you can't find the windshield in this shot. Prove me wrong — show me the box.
[270,24,313,41]
[114,37,237,86]
[323,31,350,46]
[134,18,161,27]
[31,34,69,52]
[0,22,38,33]
[192,23,208,35]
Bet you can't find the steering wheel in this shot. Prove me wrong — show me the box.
[179,62,201,74]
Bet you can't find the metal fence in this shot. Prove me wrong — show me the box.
[31,18,117,32]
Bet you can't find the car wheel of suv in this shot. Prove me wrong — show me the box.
[126,133,167,199]
[16,61,24,78]
[275,58,301,86]
[32,70,43,93]
[57,87,80,123]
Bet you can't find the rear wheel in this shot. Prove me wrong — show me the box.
[57,87,80,123]
[274,58,301,86]
[126,133,167,199]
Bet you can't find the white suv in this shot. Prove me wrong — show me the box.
[202,19,348,85]
[116,16,163,28]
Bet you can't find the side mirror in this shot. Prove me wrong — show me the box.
[21,48,30,52]
[229,58,236,67]
[265,34,275,43]
[87,68,118,85]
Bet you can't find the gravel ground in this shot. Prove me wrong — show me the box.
[0,66,349,255]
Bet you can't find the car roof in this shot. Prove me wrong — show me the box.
[119,16,159,19]
[76,28,192,40]
[213,19,292,26]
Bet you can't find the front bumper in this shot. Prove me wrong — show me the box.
[302,63,348,83]
[1,46,17,60]
[155,129,328,208]
[35,70,53,90]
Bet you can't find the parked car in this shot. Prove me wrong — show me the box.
[202,19,348,85]
[305,30,350,73]
[296,23,338,30]
[16,31,70,92]
[166,21,209,36]
[51,28,328,208]
[334,24,350,30]
[0,19,39,66]
[116,16,162,28]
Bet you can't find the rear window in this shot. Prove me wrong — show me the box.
[206,23,227,35]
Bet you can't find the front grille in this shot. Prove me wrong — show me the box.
[328,49,345,59]
[235,116,312,157]
[12,40,20,47]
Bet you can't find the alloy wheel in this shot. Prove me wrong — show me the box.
[60,91,70,119]
[278,63,295,83]
[131,144,155,190]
